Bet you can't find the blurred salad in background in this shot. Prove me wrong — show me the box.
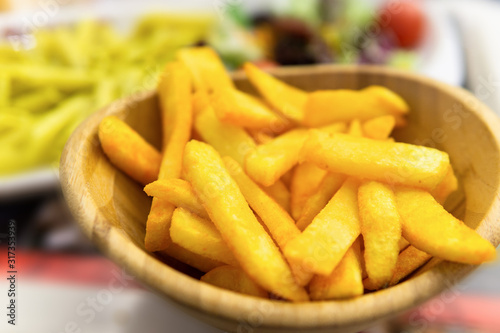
[0,0,425,178]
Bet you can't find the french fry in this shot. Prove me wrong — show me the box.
[296,173,346,231]
[362,85,410,115]
[284,178,361,276]
[309,239,364,300]
[396,187,496,264]
[290,162,327,220]
[398,237,410,252]
[211,87,291,130]
[195,106,256,166]
[223,157,312,286]
[184,140,309,301]
[192,89,211,116]
[301,131,450,191]
[98,116,161,185]
[159,244,224,273]
[431,165,458,204]
[144,179,208,219]
[145,62,192,252]
[347,119,363,137]
[362,115,396,140]
[262,180,291,214]
[201,266,268,298]
[303,90,397,127]
[170,208,239,266]
[358,181,401,290]
[245,129,308,187]
[177,46,234,92]
[388,246,432,287]
[243,62,307,123]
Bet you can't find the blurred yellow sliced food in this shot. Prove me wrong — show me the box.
[192,89,211,115]
[144,179,208,219]
[362,115,396,140]
[158,244,224,273]
[309,239,364,300]
[262,180,291,214]
[303,90,398,127]
[245,129,308,187]
[177,46,233,92]
[145,62,192,252]
[98,116,161,185]
[398,237,410,252]
[290,162,327,220]
[362,85,409,115]
[223,157,312,286]
[431,165,458,204]
[243,62,307,123]
[201,266,268,298]
[296,173,346,231]
[0,72,10,107]
[284,178,361,276]
[301,131,450,191]
[347,119,363,137]
[396,187,496,264]
[184,140,308,302]
[170,208,239,266]
[359,181,401,290]
[195,106,256,166]
[211,87,291,130]
[388,246,432,287]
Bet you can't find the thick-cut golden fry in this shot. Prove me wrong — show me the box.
[262,180,291,214]
[245,129,308,187]
[223,157,312,286]
[177,46,233,92]
[170,208,239,266]
[296,173,346,231]
[309,239,364,300]
[211,87,291,130]
[243,62,307,123]
[362,115,396,140]
[290,162,327,220]
[347,119,363,137]
[431,166,458,204]
[184,140,308,302]
[388,246,432,287]
[284,178,361,276]
[359,181,401,290]
[98,116,161,185]
[144,179,208,219]
[396,188,496,264]
[159,244,224,273]
[195,106,256,166]
[304,90,400,127]
[157,62,193,147]
[301,131,450,191]
[146,62,192,252]
[201,266,269,298]
[362,85,410,115]
[192,90,210,116]
[398,237,410,252]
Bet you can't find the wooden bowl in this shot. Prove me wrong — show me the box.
[60,66,500,333]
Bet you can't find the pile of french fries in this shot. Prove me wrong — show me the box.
[98,47,496,302]
[0,14,213,175]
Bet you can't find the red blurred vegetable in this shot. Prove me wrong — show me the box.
[379,0,425,48]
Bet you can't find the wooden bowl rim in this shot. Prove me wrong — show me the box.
[61,65,500,330]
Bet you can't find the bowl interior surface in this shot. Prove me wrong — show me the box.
[61,66,500,333]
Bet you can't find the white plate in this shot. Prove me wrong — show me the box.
[0,0,464,198]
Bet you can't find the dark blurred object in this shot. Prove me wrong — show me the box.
[253,16,333,66]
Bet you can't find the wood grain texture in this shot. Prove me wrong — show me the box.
[60,66,500,333]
